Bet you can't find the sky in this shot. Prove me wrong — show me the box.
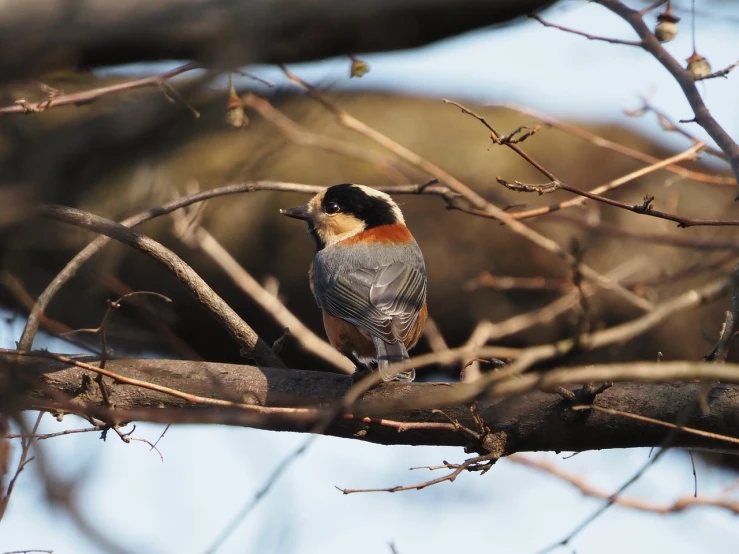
[3,2,739,553]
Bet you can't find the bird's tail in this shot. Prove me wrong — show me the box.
[373,337,414,382]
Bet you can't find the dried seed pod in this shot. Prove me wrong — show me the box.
[350,57,370,78]
[225,80,248,129]
[654,11,680,43]
[686,52,712,79]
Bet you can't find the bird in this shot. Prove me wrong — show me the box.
[280,183,427,381]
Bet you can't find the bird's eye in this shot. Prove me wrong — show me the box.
[324,202,341,214]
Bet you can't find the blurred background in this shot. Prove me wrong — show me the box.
[2,1,739,552]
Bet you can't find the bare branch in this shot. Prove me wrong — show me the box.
[0,413,43,522]
[0,63,199,116]
[627,99,727,161]
[241,93,412,183]
[38,206,284,369]
[338,452,500,494]
[593,0,739,193]
[204,437,315,553]
[499,103,735,185]
[529,14,642,46]
[509,454,739,514]
[447,99,732,228]
[504,145,708,221]
[696,59,739,81]
[280,68,653,312]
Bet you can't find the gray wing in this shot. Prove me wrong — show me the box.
[320,262,426,344]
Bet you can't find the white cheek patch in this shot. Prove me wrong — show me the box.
[315,213,366,247]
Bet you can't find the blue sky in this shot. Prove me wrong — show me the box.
[3,2,739,553]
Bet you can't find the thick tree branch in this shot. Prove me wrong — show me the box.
[0,0,554,82]
[4,353,739,454]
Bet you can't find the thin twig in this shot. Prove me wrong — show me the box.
[530,14,642,46]
[450,100,732,228]
[65,291,172,369]
[696,59,739,81]
[500,168,739,227]
[337,452,498,494]
[464,273,572,292]
[98,273,203,361]
[689,450,698,497]
[0,413,43,521]
[537,449,670,553]
[499,103,734,185]
[0,63,200,116]
[6,427,101,440]
[628,99,727,161]
[509,454,738,515]
[572,404,739,446]
[503,145,708,221]
[241,93,411,183]
[204,437,315,553]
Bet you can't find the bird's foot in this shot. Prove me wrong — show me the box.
[348,354,374,385]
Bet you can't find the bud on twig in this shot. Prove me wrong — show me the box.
[349,55,370,78]
[225,74,248,129]
[686,51,712,79]
[654,10,680,43]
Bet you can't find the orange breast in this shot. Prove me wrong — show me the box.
[322,311,375,357]
[321,302,428,358]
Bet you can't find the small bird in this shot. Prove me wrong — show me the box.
[281,184,427,381]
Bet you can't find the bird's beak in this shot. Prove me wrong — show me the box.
[280,204,311,221]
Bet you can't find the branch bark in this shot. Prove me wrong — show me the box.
[5,352,739,454]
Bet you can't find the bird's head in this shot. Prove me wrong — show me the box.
[280,183,404,250]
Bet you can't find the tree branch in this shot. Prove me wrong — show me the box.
[38,205,285,369]
[0,63,199,116]
[5,352,739,454]
[529,14,642,46]
[280,68,653,312]
[508,454,739,515]
[0,0,555,82]
[499,103,735,186]
[593,0,739,194]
